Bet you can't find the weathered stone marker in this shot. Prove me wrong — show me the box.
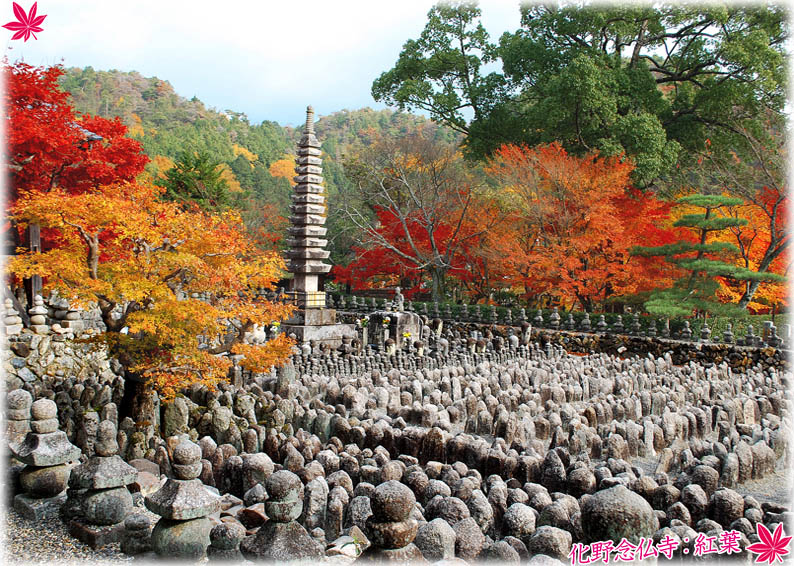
[13,398,81,520]
[145,439,221,560]
[68,420,138,547]
[240,469,324,560]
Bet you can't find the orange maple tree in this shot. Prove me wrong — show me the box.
[5,60,149,310]
[10,181,295,405]
[485,143,677,310]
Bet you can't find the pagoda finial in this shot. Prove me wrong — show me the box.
[305,106,315,134]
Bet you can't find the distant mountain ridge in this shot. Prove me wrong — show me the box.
[57,66,459,264]
[58,66,457,172]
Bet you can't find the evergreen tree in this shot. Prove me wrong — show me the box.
[632,194,784,317]
[157,150,231,211]
[374,3,788,187]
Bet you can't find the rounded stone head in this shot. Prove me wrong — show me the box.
[210,522,246,550]
[265,470,304,522]
[7,389,33,411]
[95,420,119,457]
[371,479,416,522]
[31,398,57,421]
[172,439,202,480]
[265,470,303,502]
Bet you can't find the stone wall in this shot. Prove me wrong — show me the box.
[531,328,787,373]
[4,332,122,392]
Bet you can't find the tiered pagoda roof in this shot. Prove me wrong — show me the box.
[286,106,332,276]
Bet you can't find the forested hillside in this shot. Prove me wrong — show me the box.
[57,66,459,263]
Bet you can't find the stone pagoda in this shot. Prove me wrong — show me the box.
[282,106,355,347]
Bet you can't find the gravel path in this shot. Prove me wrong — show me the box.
[3,507,132,565]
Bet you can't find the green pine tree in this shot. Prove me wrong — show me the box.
[632,194,784,317]
[157,150,231,211]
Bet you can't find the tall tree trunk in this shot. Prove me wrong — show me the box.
[737,280,762,310]
[737,250,779,310]
[23,222,42,307]
[119,373,159,428]
[429,266,447,303]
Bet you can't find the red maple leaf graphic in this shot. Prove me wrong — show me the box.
[747,523,793,564]
[3,2,46,41]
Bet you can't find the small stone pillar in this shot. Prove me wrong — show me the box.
[120,514,153,556]
[28,295,49,334]
[358,480,426,563]
[13,399,81,519]
[700,320,712,342]
[723,323,734,344]
[6,389,32,504]
[207,522,246,561]
[549,307,560,330]
[240,470,324,561]
[7,389,32,450]
[68,420,138,547]
[630,312,642,334]
[60,305,84,334]
[3,298,23,336]
[596,315,607,332]
[145,439,221,560]
[745,324,756,346]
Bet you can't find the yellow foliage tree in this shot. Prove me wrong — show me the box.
[218,163,243,193]
[128,113,144,138]
[10,181,295,408]
[233,143,258,167]
[269,156,296,180]
[149,155,175,179]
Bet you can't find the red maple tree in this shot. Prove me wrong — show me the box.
[5,61,148,232]
[5,60,149,307]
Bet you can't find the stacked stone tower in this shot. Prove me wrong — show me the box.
[283,106,355,346]
[287,105,331,308]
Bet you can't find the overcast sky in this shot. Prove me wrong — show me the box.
[5,0,521,126]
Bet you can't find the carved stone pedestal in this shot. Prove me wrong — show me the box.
[14,492,66,520]
[68,519,125,548]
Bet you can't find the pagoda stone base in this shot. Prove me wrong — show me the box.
[14,492,66,520]
[285,308,338,326]
[282,322,357,348]
[7,460,24,506]
[283,308,357,348]
[69,519,125,548]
